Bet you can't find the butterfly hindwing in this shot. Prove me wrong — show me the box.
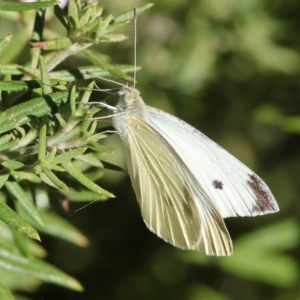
[147,106,279,219]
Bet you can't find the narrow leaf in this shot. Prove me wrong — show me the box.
[40,164,68,191]
[61,188,107,202]
[82,50,134,82]
[61,161,114,198]
[5,182,44,227]
[0,280,15,300]
[0,173,9,189]
[1,160,24,171]
[11,171,41,183]
[30,37,72,51]
[68,0,80,29]
[0,140,19,151]
[0,34,12,57]
[0,133,12,145]
[0,91,71,134]
[76,154,103,167]
[111,3,154,24]
[38,125,47,160]
[50,147,87,165]
[30,210,89,247]
[48,65,137,81]
[0,247,83,291]
[0,0,58,11]
[98,34,127,42]
[0,80,66,91]
[218,220,300,286]
[0,202,40,241]
[39,56,52,95]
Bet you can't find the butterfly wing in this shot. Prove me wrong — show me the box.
[147,106,279,219]
[118,115,232,255]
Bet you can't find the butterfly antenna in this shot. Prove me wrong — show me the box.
[74,200,98,212]
[133,7,138,88]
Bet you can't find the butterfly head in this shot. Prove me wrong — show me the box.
[116,86,141,109]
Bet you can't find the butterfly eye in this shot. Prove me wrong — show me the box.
[124,95,132,104]
[124,92,135,105]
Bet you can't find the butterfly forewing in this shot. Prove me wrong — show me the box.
[147,107,279,219]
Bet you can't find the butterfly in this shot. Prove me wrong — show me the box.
[105,85,279,256]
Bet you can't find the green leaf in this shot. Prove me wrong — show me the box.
[0,223,47,258]
[39,172,59,189]
[68,0,80,29]
[0,64,23,76]
[233,219,299,253]
[0,202,40,241]
[0,246,83,291]
[30,37,72,51]
[0,91,71,134]
[0,280,15,300]
[28,210,89,247]
[218,220,300,286]
[219,253,298,287]
[60,188,107,202]
[61,160,114,198]
[79,1,101,26]
[79,80,94,105]
[50,147,87,165]
[11,171,41,183]
[0,0,58,11]
[48,65,137,81]
[0,79,65,91]
[0,139,19,151]
[40,163,68,191]
[0,34,12,58]
[0,133,12,145]
[1,160,24,171]
[5,182,44,227]
[0,173,9,189]
[82,50,134,82]
[39,56,52,95]
[98,34,127,42]
[111,3,154,25]
[38,125,47,160]
[76,154,103,167]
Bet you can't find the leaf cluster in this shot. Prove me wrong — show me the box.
[0,0,152,298]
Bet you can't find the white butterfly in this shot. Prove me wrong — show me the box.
[106,85,279,256]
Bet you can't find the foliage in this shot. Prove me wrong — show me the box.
[0,0,152,298]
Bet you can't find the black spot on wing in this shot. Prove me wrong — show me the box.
[213,180,223,190]
[247,174,276,213]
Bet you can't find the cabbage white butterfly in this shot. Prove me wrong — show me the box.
[109,86,279,256]
[99,9,279,256]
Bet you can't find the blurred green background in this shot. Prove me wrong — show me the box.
[1,0,300,299]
